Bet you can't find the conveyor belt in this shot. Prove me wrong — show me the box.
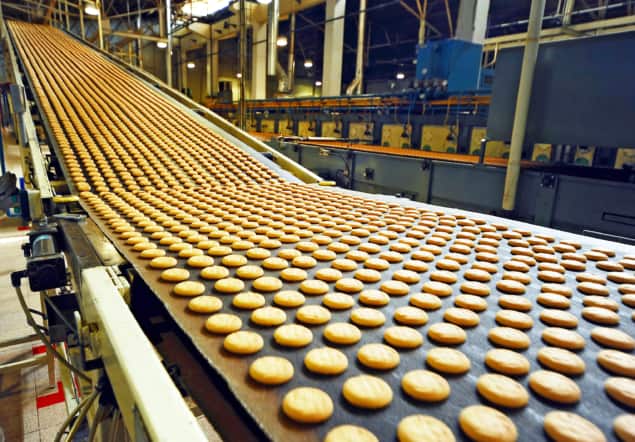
[9,21,635,442]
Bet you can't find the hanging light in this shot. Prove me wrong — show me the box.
[276,36,288,47]
[156,41,168,49]
[303,59,313,68]
[396,72,405,80]
[315,80,322,86]
[236,72,242,78]
[84,1,99,16]
[187,62,196,69]
[181,0,231,17]
[256,0,272,3]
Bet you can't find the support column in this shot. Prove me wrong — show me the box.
[252,22,267,99]
[79,0,85,40]
[179,42,187,92]
[212,39,219,95]
[287,13,296,93]
[137,0,143,69]
[501,0,546,211]
[562,0,575,25]
[64,0,70,30]
[165,0,173,87]
[239,0,246,130]
[456,0,490,43]
[96,0,104,50]
[322,0,345,96]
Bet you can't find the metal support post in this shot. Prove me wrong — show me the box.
[239,0,246,129]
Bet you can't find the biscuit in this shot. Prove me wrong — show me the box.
[597,350,635,377]
[384,326,423,349]
[323,322,362,345]
[278,248,301,260]
[173,280,205,296]
[459,405,517,442]
[485,348,530,375]
[394,306,429,326]
[502,271,531,285]
[357,343,400,370]
[313,249,337,261]
[161,268,190,282]
[528,370,581,404]
[316,268,343,282]
[464,268,492,282]
[541,327,585,351]
[397,415,455,442]
[605,377,635,408]
[233,291,266,309]
[262,257,289,270]
[233,265,263,280]
[331,258,358,271]
[444,307,480,327]
[613,415,635,442]
[576,273,606,285]
[454,294,488,312]
[214,277,245,293]
[249,356,294,385]
[364,258,390,270]
[410,293,442,310]
[304,347,348,375]
[140,248,166,259]
[354,268,382,283]
[583,296,618,311]
[488,327,530,350]
[496,279,526,294]
[323,292,355,310]
[401,370,450,402]
[324,425,378,442]
[537,292,571,309]
[246,247,271,259]
[200,265,230,280]
[274,323,313,348]
[476,373,529,408]
[342,375,393,409]
[498,295,532,311]
[460,281,491,296]
[282,387,333,423]
[472,261,498,274]
[436,259,460,271]
[359,289,390,307]
[335,278,364,293]
[188,295,222,313]
[393,269,421,284]
[543,412,605,442]
[273,290,305,308]
[278,267,306,282]
[540,309,578,328]
[578,281,610,296]
[422,281,453,297]
[223,331,263,355]
[591,327,635,351]
[296,305,332,325]
[350,308,386,327]
[403,260,429,273]
[429,270,458,284]
[250,306,287,326]
[582,306,619,325]
[426,347,470,374]
[495,310,533,329]
[205,313,242,334]
[537,347,586,375]
[186,255,215,268]
[542,283,572,297]
[299,279,330,295]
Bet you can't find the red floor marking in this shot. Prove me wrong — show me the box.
[32,344,47,355]
[17,225,30,231]
[36,381,65,409]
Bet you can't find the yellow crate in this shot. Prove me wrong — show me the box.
[532,143,552,162]
[348,122,374,142]
[573,146,595,166]
[421,125,458,152]
[615,148,635,169]
[321,121,342,138]
[260,119,276,134]
[279,120,295,136]
[381,123,411,148]
[298,121,317,138]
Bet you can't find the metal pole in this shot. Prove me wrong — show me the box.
[64,0,70,30]
[501,0,546,211]
[79,0,85,39]
[562,0,575,25]
[137,0,143,68]
[239,0,246,129]
[267,0,279,76]
[355,0,366,94]
[418,0,428,45]
[97,0,104,50]
[287,13,296,93]
[206,26,212,97]
[165,0,173,87]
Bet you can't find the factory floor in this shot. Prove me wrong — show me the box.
[0,128,68,442]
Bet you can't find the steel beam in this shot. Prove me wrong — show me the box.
[322,0,345,96]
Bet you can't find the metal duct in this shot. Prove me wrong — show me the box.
[267,0,279,76]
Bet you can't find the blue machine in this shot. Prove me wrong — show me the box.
[415,39,489,96]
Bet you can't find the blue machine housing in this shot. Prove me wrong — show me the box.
[416,39,486,95]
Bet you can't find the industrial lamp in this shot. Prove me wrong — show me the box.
[276,36,288,47]
[256,0,272,3]
[84,1,100,16]
[303,59,313,68]
[315,80,322,87]
[156,41,168,49]
[187,62,196,69]
[396,72,405,80]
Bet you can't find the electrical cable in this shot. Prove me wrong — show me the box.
[52,388,99,442]
[65,389,101,442]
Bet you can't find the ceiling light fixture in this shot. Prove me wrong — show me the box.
[257,0,272,4]
[156,41,168,49]
[396,72,405,80]
[303,59,313,68]
[315,80,322,86]
[187,62,196,69]
[181,0,231,18]
[84,1,99,16]
[276,36,288,47]
[236,72,242,78]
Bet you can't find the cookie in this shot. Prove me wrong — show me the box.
[273,323,313,347]
[282,387,333,423]
[250,306,287,326]
[542,327,585,351]
[249,356,294,385]
[464,268,492,282]
[591,327,635,351]
[397,415,455,442]
[613,415,635,442]
[542,283,573,297]
[359,289,390,307]
[429,270,458,284]
[331,258,358,271]
[161,268,190,282]
[223,331,264,355]
[357,343,400,370]
[537,292,571,309]
[221,254,248,267]
[316,268,343,282]
[380,280,410,296]
[578,281,610,296]
[502,271,531,285]
[186,255,215,268]
[460,281,491,296]
[355,268,382,283]
[273,290,305,308]
[495,310,533,330]
[173,280,205,296]
[393,269,421,284]
[350,308,386,327]
[537,347,586,375]
[235,265,265,280]
[335,278,364,293]
[410,293,442,310]
[485,348,530,375]
[459,405,517,442]
[252,276,283,292]
[496,279,526,294]
[384,326,423,349]
[454,295,488,312]
[543,411,605,442]
[444,307,480,327]
[150,256,178,269]
[323,292,355,310]
[401,370,451,402]
[324,425,378,442]
[299,279,330,295]
[540,309,578,328]
[205,313,242,334]
[426,347,470,374]
[583,296,618,311]
[323,322,362,345]
[597,350,635,377]
[605,377,635,407]
[528,370,581,404]
[296,305,331,325]
[498,295,532,311]
[200,265,230,280]
[582,306,619,325]
[246,247,271,260]
[488,327,530,350]
[476,373,529,408]
[187,295,222,313]
[214,277,245,293]
[422,281,453,297]
[233,291,266,309]
[342,375,393,409]
[262,256,289,270]
[304,347,348,375]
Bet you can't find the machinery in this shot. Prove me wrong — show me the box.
[2,17,634,442]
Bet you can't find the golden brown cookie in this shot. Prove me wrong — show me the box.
[249,356,294,385]
[252,276,283,292]
[444,307,480,327]
[357,343,400,370]
[250,306,287,326]
[323,322,362,345]
[299,279,330,295]
[613,414,635,442]
[214,277,245,293]
[410,292,442,310]
[495,310,533,329]
[304,347,348,375]
[422,281,453,297]
[488,327,531,350]
[324,425,378,442]
[323,292,355,310]
[498,295,532,312]
[161,268,191,282]
[537,292,571,309]
[359,289,390,307]
[200,265,230,280]
[342,375,393,409]
[296,305,332,325]
[233,291,266,309]
[459,405,517,442]
[540,309,578,328]
[541,327,585,350]
[187,295,222,313]
[355,268,382,283]
[384,326,423,349]
[273,323,313,347]
[397,415,455,442]
[273,290,305,308]
[591,327,635,351]
[485,348,530,375]
[537,347,586,375]
[223,331,264,355]
[543,411,605,442]
[350,308,386,327]
[150,256,178,269]
[401,370,451,402]
[496,279,526,294]
[476,373,529,408]
[335,277,364,293]
[426,347,470,374]
[380,280,410,296]
[605,377,635,408]
[528,370,581,404]
[597,350,635,377]
[582,306,620,325]
[282,387,333,423]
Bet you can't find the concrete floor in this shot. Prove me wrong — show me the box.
[0,129,69,442]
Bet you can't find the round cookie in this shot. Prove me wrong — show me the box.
[380,280,410,296]
[323,292,355,310]
[214,277,245,294]
[476,373,529,408]
[597,350,635,377]
[614,415,635,442]
[357,343,400,370]
[273,324,313,347]
[394,306,429,326]
[350,308,386,328]
[498,295,532,312]
[324,425,378,442]
[429,270,458,284]
[485,348,530,376]
[150,256,178,269]
[460,281,490,297]
[304,347,348,375]
[299,279,330,296]
[540,309,578,328]
[233,291,266,309]
[537,292,571,309]
[528,370,581,404]
[251,306,287,326]
[282,387,333,423]
[543,411,606,442]
[397,415,455,442]
[187,295,222,313]
[249,356,294,385]
[335,278,364,294]
[410,293,442,310]
[223,331,264,355]
[235,265,265,280]
[488,327,530,350]
[422,281,453,297]
[495,310,533,330]
[200,265,230,280]
[161,268,190,282]
[316,268,343,282]
[542,327,586,351]
[384,326,423,349]
[459,405,517,442]
[496,279,526,294]
[323,322,362,345]
[427,323,466,345]
[582,307,619,325]
[205,313,242,334]
[355,268,382,283]
[273,290,305,308]
[186,255,215,268]
[296,305,332,325]
[359,289,390,307]
[605,377,635,407]
[401,370,450,402]
[426,347,470,374]
[252,276,283,292]
[173,280,205,296]
[537,347,586,375]
[591,327,635,351]
[342,375,393,409]
[444,307,480,327]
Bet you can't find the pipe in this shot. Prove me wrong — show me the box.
[64,0,70,30]
[418,0,428,45]
[287,13,295,92]
[344,0,365,95]
[275,61,289,93]
[239,0,246,129]
[137,0,143,68]
[165,0,173,87]
[267,0,279,76]
[562,0,575,25]
[96,0,104,50]
[79,0,85,39]
[206,29,212,97]
[501,0,546,211]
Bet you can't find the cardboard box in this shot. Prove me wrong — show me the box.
[421,125,458,152]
